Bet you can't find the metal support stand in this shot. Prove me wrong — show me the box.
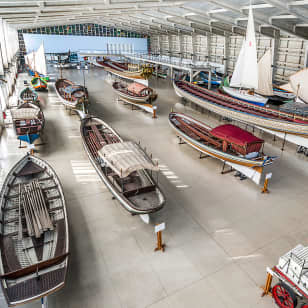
[178,137,186,145]
[281,133,286,151]
[41,296,48,308]
[221,162,235,174]
[199,152,210,159]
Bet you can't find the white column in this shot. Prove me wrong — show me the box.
[206,34,211,63]
[271,29,280,83]
[223,35,230,75]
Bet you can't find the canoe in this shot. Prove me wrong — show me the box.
[112,81,157,103]
[0,154,69,306]
[55,78,88,109]
[31,77,47,91]
[174,80,308,148]
[80,116,165,215]
[12,102,45,145]
[19,87,38,105]
[169,112,276,184]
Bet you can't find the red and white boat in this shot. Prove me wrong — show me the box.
[169,112,277,185]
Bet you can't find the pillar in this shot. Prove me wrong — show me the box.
[271,29,280,83]
[223,35,230,75]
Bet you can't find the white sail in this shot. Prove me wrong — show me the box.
[256,49,274,96]
[230,40,245,87]
[25,51,35,71]
[34,43,47,76]
[289,68,308,103]
[230,6,258,89]
[280,83,294,93]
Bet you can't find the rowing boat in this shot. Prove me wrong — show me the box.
[0,154,69,306]
[80,116,165,215]
[112,81,157,103]
[19,87,38,105]
[169,112,276,184]
[55,78,88,109]
[174,80,308,148]
[12,102,45,145]
[31,77,47,91]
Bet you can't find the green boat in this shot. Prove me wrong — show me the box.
[19,87,38,104]
[31,76,48,91]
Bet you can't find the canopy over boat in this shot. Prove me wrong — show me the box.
[230,6,258,90]
[98,141,159,178]
[11,108,40,120]
[127,83,148,95]
[210,124,264,155]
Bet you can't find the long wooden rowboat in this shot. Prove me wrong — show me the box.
[31,77,47,91]
[12,102,45,145]
[112,81,157,103]
[169,112,276,185]
[174,80,308,148]
[0,154,69,306]
[93,58,146,80]
[55,78,88,109]
[80,116,165,215]
[19,87,38,105]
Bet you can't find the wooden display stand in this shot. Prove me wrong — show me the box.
[154,223,166,252]
[262,173,272,194]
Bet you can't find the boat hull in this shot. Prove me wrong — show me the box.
[223,86,268,106]
[31,77,47,91]
[169,112,275,185]
[174,81,308,148]
[80,117,165,215]
[14,102,45,145]
[55,79,87,109]
[0,154,69,306]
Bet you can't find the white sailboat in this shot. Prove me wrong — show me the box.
[25,43,47,77]
[223,6,269,106]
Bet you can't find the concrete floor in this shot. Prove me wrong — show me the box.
[0,66,308,308]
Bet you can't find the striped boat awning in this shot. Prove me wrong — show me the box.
[98,141,159,178]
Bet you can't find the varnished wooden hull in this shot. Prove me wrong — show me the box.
[0,154,69,306]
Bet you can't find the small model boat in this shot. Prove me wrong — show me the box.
[169,112,276,184]
[31,76,48,91]
[55,78,88,109]
[112,81,157,103]
[12,102,45,145]
[81,116,165,215]
[19,87,38,105]
[0,154,69,306]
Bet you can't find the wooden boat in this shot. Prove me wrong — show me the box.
[31,76,47,91]
[169,112,276,184]
[19,87,38,105]
[93,57,151,84]
[112,81,157,103]
[174,80,308,148]
[0,154,69,306]
[80,116,165,215]
[55,78,88,109]
[12,102,45,145]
